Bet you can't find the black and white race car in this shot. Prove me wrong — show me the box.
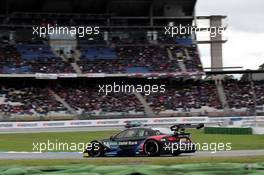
[83,123,204,157]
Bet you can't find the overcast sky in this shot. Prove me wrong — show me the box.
[195,0,264,70]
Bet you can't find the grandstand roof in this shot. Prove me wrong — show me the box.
[0,0,196,17]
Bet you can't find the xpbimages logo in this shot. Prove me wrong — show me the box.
[32,24,100,38]
[32,140,100,153]
[164,24,225,38]
[98,82,166,95]
[163,141,232,154]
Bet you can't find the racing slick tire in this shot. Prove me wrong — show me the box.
[144,139,160,156]
[84,141,105,157]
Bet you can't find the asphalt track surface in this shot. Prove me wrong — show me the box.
[0,150,264,160]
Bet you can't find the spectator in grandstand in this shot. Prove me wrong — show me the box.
[224,80,264,110]
[0,42,75,74]
[54,85,144,114]
[0,86,68,115]
[144,81,222,113]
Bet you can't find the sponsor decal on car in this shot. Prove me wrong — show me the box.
[118,141,138,146]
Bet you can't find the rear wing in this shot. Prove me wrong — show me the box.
[170,123,204,132]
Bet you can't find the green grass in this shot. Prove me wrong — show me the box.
[0,129,263,152]
[0,156,263,166]
[0,130,117,152]
[189,129,264,150]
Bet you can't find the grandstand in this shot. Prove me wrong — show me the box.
[0,0,263,122]
[0,0,204,76]
[0,78,264,121]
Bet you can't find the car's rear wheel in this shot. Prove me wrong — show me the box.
[85,141,105,157]
[144,140,160,156]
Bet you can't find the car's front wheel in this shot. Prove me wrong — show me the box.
[144,140,160,156]
[84,141,105,157]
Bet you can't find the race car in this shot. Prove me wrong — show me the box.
[83,123,204,157]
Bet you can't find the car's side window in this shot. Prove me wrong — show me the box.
[115,129,137,139]
[123,129,137,138]
[115,130,128,139]
[145,129,157,136]
[137,129,156,137]
[138,129,146,137]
